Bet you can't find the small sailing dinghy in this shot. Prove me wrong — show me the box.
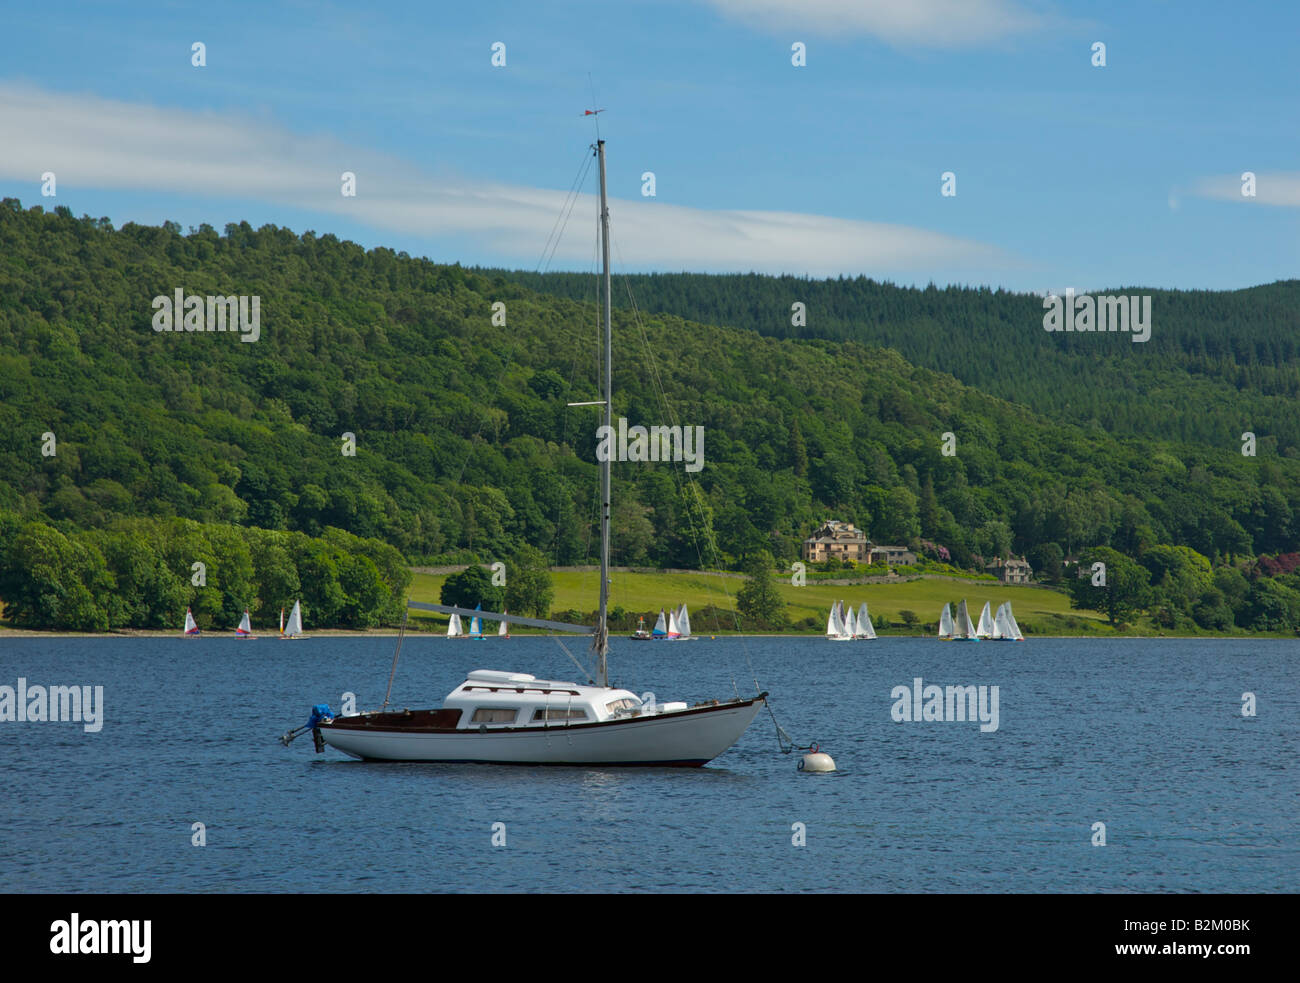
[235,609,256,639]
[497,609,509,639]
[285,137,766,766]
[675,603,692,639]
[651,608,670,638]
[469,605,484,641]
[994,602,1024,641]
[1005,603,1024,640]
[976,601,996,639]
[938,602,955,640]
[447,612,464,638]
[952,599,979,641]
[856,602,876,639]
[279,600,306,640]
[826,601,852,641]
[182,607,200,637]
[649,607,683,640]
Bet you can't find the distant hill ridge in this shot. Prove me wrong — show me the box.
[491,269,1300,453]
[1,200,1296,581]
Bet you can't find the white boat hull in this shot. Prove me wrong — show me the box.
[319,697,766,766]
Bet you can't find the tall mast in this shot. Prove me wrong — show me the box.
[595,138,612,687]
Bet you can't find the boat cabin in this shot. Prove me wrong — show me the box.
[442,670,687,729]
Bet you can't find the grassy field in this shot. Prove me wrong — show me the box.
[408,568,1112,635]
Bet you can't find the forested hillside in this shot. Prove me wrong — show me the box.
[496,270,1300,453]
[2,200,1299,630]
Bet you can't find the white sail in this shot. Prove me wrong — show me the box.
[667,608,680,637]
[826,601,851,640]
[448,612,463,637]
[844,605,857,637]
[236,610,252,636]
[993,603,1011,640]
[183,608,199,635]
[677,604,691,638]
[955,600,978,640]
[1004,602,1024,641]
[498,610,509,637]
[284,600,304,637]
[858,602,876,639]
[653,609,669,637]
[938,602,954,639]
[975,602,995,638]
[286,598,302,637]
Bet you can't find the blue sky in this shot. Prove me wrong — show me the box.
[0,0,1295,291]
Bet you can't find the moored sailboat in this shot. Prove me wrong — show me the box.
[183,608,200,637]
[293,136,766,765]
[235,609,256,639]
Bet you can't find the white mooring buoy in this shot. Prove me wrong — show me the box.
[798,744,836,773]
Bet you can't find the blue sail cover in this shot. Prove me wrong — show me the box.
[306,704,335,729]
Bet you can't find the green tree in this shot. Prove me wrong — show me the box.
[735,550,787,629]
[1028,542,1064,584]
[787,418,809,477]
[0,522,113,630]
[1242,579,1300,631]
[1140,544,1212,621]
[1068,547,1150,626]
[504,543,554,618]
[441,564,503,612]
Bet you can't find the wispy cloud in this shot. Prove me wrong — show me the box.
[0,83,1011,276]
[1188,172,1300,207]
[698,0,1050,47]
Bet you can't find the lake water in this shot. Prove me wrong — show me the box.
[1,635,1295,893]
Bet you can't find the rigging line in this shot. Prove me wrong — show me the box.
[555,207,605,611]
[536,147,595,274]
[538,152,595,274]
[551,634,595,685]
[612,240,761,696]
[551,196,603,573]
[381,607,409,710]
[445,146,595,497]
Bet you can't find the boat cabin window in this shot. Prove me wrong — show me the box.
[605,698,640,714]
[470,708,518,724]
[531,708,588,721]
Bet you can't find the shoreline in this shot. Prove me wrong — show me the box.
[0,628,1293,641]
